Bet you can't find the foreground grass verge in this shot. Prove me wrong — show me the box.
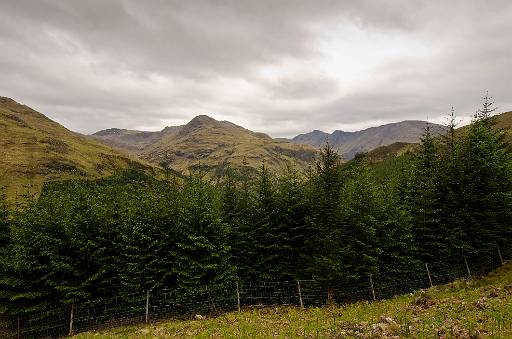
[76,263,512,338]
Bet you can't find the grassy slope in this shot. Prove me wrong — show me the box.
[77,262,512,338]
[0,97,153,199]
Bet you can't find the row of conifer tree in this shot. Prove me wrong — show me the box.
[0,95,511,316]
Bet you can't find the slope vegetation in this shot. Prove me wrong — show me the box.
[0,97,150,198]
[76,261,512,338]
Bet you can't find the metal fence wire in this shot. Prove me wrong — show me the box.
[1,247,509,338]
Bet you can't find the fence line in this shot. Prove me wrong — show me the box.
[1,247,509,338]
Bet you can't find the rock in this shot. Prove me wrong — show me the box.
[379,315,396,324]
[474,298,487,310]
[195,314,204,320]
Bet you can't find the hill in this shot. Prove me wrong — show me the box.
[76,261,512,338]
[0,97,151,198]
[292,120,446,160]
[93,115,318,175]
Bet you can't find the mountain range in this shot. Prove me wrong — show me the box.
[291,120,446,160]
[3,95,512,197]
[92,115,318,175]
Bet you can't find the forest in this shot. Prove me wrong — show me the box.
[0,96,511,318]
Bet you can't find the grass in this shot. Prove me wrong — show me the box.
[76,262,512,338]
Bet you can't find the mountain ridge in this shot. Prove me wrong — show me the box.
[292,120,446,159]
[92,114,318,175]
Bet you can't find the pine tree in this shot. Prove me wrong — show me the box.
[174,176,235,295]
[411,125,446,263]
[303,142,345,301]
[274,167,309,279]
[338,155,379,283]
[457,93,512,256]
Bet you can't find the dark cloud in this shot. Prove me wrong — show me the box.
[0,0,511,136]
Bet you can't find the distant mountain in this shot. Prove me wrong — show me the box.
[92,115,318,175]
[292,120,446,160]
[91,126,184,153]
[0,97,151,198]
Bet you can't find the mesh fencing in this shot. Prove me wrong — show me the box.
[1,247,509,338]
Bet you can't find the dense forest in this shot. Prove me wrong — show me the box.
[0,96,511,317]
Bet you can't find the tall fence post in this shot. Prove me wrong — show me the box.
[464,258,471,277]
[369,274,376,301]
[297,280,304,309]
[498,246,504,265]
[68,304,74,336]
[17,316,20,339]
[145,289,150,323]
[236,281,241,313]
[425,263,433,288]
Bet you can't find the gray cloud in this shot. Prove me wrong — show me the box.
[0,0,511,136]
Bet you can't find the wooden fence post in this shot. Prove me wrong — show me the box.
[498,246,504,265]
[464,258,471,277]
[297,280,304,309]
[236,281,241,313]
[17,316,20,339]
[425,263,433,288]
[69,304,74,336]
[369,274,376,301]
[145,289,150,323]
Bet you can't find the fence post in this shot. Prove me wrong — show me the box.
[425,263,433,288]
[69,304,74,336]
[464,258,471,277]
[236,281,241,313]
[498,246,504,265]
[369,274,376,301]
[297,280,304,309]
[145,289,150,323]
[17,316,20,339]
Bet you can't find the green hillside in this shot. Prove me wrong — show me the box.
[0,97,153,199]
[76,262,512,338]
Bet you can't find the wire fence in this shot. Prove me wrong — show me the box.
[1,246,509,338]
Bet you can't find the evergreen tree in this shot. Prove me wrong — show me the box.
[220,166,254,282]
[411,125,446,263]
[174,176,235,295]
[457,93,512,255]
[339,155,379,282]
[303,142,345,301]
[274,167,309,279]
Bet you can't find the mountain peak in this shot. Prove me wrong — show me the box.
[0,96,17,104]
[92,128,124,136]
[188,114,217,125]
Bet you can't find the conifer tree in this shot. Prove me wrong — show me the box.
[457,93,512,255]
[411,125,446,263]
[174,176,235,295]
[339,155,379,282]
[303,142,345,301]
[274,167,309,279]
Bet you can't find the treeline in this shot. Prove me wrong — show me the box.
[0,95,511,315]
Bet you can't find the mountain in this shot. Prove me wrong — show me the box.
[292,120,446,160]
[92,115,318,175]
[0,97,150,198]
[91,125,184,153]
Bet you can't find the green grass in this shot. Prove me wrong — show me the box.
[76,262,512,338]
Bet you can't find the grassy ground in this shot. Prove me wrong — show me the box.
[76,262,512,338]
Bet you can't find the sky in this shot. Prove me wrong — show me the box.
[1,0,511,137]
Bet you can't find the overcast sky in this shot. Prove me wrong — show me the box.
[1,0,511,137]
